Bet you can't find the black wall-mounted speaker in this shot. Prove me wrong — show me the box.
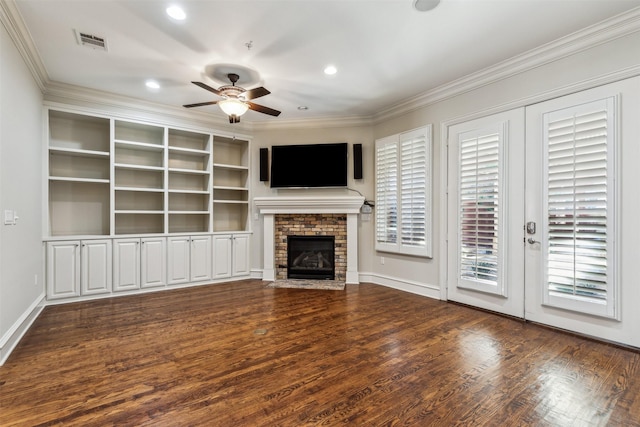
[353,143,363,180]
[259,148,269,182]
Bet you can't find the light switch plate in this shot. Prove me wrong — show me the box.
[4,210,15,225]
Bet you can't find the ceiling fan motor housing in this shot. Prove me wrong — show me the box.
[219,86,245,99]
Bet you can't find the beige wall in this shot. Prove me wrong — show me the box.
[0,21,44,363]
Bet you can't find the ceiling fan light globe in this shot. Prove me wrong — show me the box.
[219,98,249,116]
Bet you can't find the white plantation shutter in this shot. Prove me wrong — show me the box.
[457,126,505,296]
[375,126,432,257]
[400,131,428,248]
[375,136,398,246]
[543,97,617,318]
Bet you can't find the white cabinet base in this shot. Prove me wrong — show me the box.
[213,233,250,279]
[46,233,247,303]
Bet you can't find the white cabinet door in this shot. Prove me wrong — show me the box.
[212,234,232,279]
[113,238,140,292]
[47,241,80,300]
[168,236,190,285]
[141,237,166,288]
[232,234,250,277]
[190,235,212,282]
[81,239,112,296]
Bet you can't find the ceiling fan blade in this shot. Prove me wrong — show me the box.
[243,87,270,100]
[183,101,219,108]
[192,81,221,96]
[247,102,281,117]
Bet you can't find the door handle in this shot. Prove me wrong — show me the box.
[527,238,540,245]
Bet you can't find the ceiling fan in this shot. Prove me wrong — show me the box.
[183,73,281,123]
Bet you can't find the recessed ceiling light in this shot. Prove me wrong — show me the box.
[166,5,186,20]
[145,80,160,89]
[324,65,337,76]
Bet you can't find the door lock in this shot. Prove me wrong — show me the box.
[526,221,536,235]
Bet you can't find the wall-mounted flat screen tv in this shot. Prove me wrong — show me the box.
[270,142,348,188]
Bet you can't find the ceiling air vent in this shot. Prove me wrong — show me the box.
[74,30,108,51]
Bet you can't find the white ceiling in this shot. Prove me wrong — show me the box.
[13,0,640,124]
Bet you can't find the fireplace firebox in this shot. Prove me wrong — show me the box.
[287,235,335,280]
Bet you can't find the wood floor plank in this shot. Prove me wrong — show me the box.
[1,280,639,426]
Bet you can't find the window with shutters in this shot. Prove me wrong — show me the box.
[457,124,506,296]
[375,126,431,257]
[543,97,618,319]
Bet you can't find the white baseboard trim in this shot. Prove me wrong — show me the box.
[359,272,441,300]
[0,292,46,366]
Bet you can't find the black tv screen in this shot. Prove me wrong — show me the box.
[270,142,348,188]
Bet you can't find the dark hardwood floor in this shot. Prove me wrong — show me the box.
[1,280,639,426]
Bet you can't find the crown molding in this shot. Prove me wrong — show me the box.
[4,0,640,130]
[0,0,48,92]
[251,114,373,131]
[373,6,640,124]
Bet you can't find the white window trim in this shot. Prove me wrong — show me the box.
[375,125,432,258]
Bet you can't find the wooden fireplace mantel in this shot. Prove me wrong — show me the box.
[254,196,364,284]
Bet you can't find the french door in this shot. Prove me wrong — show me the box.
[447,77,640,347]
[447,109,525,318]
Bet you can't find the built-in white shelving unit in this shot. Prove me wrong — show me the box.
[167,128,211,234]
[113,120,166,235]
[46,109,251,237]
[48,110,111,236]
[212,136,250,232]
[45,107,252,302]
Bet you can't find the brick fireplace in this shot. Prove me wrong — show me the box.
[254,196,364,284]
[275,214,346,280]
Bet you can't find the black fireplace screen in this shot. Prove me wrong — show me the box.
[287,235,335,280]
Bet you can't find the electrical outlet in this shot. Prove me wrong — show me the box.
[380,256,385,265]
[34,274,38,286]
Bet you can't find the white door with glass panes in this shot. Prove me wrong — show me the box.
[448,77,640,347]
[523,78,640,347]
[447,109,525,318]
